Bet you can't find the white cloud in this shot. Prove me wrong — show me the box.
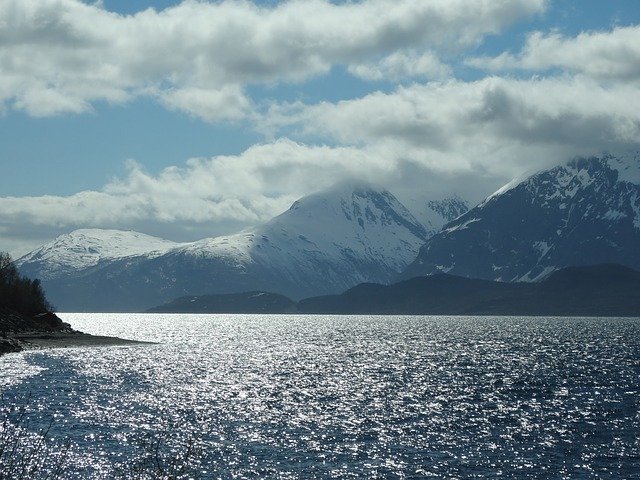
[0,135,515,257]
[348,51,452,81]
[7,70,638,245]
[10,0,640,255]
[158,85,251,122]
[468,26,640,82]
[0,140,399,239]
[0,0,546,118]
[4,67,640,251]
[262,76,640,179]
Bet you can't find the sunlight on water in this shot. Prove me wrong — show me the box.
[2,314,639,478]
[0,352,47,389]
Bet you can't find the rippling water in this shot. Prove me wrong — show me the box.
[1,314,639,478]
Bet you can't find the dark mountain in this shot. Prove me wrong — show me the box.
[402,154,640,282]
[298,275,524,315]
[145,264,640,317]
[298,264,640,316]
[147,291,296,314]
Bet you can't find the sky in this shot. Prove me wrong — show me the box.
[1,0,640,256]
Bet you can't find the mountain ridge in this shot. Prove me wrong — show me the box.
[17,183,442,311]
[146,264,640,317]
[402,154,640,282]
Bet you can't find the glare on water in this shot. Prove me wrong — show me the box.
[1,314,639,478]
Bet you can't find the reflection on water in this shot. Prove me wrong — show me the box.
[1,314,639,478]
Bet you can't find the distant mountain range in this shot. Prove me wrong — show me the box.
[16,154,640,313]
[17,183,463,311]
[149,264,640,317]
[147,291,296,314]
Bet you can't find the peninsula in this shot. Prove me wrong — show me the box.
[0,252,144,356]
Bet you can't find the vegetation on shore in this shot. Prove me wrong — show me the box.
[0,252,68,356]
[0,253,52,317]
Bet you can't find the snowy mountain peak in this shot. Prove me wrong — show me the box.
[17,229,178,279]
[403,154,640,283]
[279,183,427,241]
[17,183,436,310]
[181,183,431,281]
[484,153,640,206]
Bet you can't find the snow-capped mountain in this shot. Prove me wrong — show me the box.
[398,194,469,234]
[402,154,640,282]
[18,229,179,280]
[424,196,469,228]
[18,183,430,311]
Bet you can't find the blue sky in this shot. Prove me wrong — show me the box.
[1,0,639,255]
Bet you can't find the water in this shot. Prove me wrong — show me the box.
[1,314,639,478]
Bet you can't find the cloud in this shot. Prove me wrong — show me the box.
[468,26,640,82]
[0,140,396,239]
[4,72,639,251]
[262,76,640,178]
[11,0,640,256]
[7,69,639,248]
[0,0,546,118]
[157,85,252,122]
[348,51,452,81]
[0,133,513,256]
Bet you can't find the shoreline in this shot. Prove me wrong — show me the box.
[1,331,155,357]
[1,308,155,357]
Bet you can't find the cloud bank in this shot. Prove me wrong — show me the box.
[0,140,397,253]
[0,0,545,118]
[265,77,640,175]
[468,26,640,82]
[4,1,640,256]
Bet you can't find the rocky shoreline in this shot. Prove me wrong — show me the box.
[0,308,149,357]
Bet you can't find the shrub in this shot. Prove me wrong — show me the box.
[0,395,69,479]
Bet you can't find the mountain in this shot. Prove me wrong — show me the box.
[146,291,296,314]
[17,183,431,311]
[401,194,469,234]
[297,264,640,316]
[143,264,640,317]
[402,154,640,282]
[18,229,179,280]
[425,196,469,226]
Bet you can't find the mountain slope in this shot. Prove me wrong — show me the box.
[401,194,469,234]
[402,154,640,282]
[17,183,430,311]
[18,229,179,280]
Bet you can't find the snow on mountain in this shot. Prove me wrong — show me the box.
[17,229,179,280]
[425,196,469,227]
[402,154,640,282]
[250,182,428,273]
[17,183,430,311]
[169,182,429,291]
[398,194,469,234]
[606,152,640,185]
